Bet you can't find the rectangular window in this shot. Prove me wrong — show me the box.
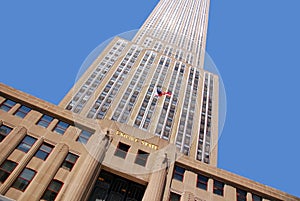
[12,168,36,191]
[0,160,17,183]
[237,189,247,201]
[42,180,63,201]
[37,115,54,128]
[61,153,79,171]
[169,192,181,201]
[134,150,149,167]
[114,142,130,159]
[0,99,16,112]
[196,174,209,190]
[35,143,53,160]
[53,121,69,135]
[173,165,185,181]
[14,105,31,118]
[252,194,262,201]
[213,180,224,196]
[0,125,12,142]
[17,135,37,153]
[76,130,93,144]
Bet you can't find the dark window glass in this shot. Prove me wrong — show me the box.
[196,174,208,190]
[213,180,224,196]
[134,150,149,167]
[17,135,37,153]
[61,153,78,171]
[0,125,12,142]
[12,168,36,191]
[53,121,69,135]
[14,105,31,118]
[114,142,130,159]
[37,115,54,128]
[0,160,17,183]
[77,130,93,144]
[169,192,181,201]
[42,180,63,201]
[237,189,247,201]
[0,99,16,112]
[35,143,53,160]
[173,165,185,181]
[252,194,262,201]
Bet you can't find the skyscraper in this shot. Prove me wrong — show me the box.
[60,0,219,166]
[0,0,299,201]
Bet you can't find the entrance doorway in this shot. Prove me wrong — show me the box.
[89,170,146,201]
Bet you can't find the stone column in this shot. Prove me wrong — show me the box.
[224,184,236,201]
[18,143,69,201]
[142,168,167,201]
[0,137,44,195]
[60,132,111,201]
[247,192,253,201]
[142,153,169,201]
[0,126,27,165]
[207,178,214,193]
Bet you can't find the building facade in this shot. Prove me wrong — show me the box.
[0,0,299,201]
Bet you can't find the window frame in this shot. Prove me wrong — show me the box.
[0,99,16,112]
[173,165,185,182]
[134,150,149,167]
[236,189,247,201]
[114,142,130,159]
[0,125,13,142]
[61,153,79,171]
[196,173,209,191]
[35,143,54,161]
[42,179,64,201]
[53,121,69,135]
[213,180,224,196]
[12,168,36,192]
[169,192,181,201]
[37,114,54,128]
[14,105,31,118]
[76,130,93,144]
[17,135,37,153]
[252,194,262,201]
[0,160,18,183]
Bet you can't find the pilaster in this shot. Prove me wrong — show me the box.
[0,137,44,195]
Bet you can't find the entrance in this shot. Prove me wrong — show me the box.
[89,170,146,201]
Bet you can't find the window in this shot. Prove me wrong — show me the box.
[42,180,63,201]
[196,174,208,190]
[114,142,130,159]
[17,135,37,153]
[14,105,31,118]
[35,143,53,160]
[252,194,262,201]
[134,150,149,167]
[213,180,224,196]
[53,121,69,135]
[0,125,12,142]
[0,160,17,183]
[0,99,16,112]
[37,115,54,128]
[169,192,181,201]
[237,189,247,201]
[77,130,93,144]
[61,153,78,171]
[12,168,36,191]
[173,165,185,181]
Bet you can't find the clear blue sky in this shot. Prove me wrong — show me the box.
[0,0,299,198]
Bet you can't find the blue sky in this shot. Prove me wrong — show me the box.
[0,0,299,198]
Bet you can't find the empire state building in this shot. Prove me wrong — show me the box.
[1,0,297,200]
[60,0,219,166]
